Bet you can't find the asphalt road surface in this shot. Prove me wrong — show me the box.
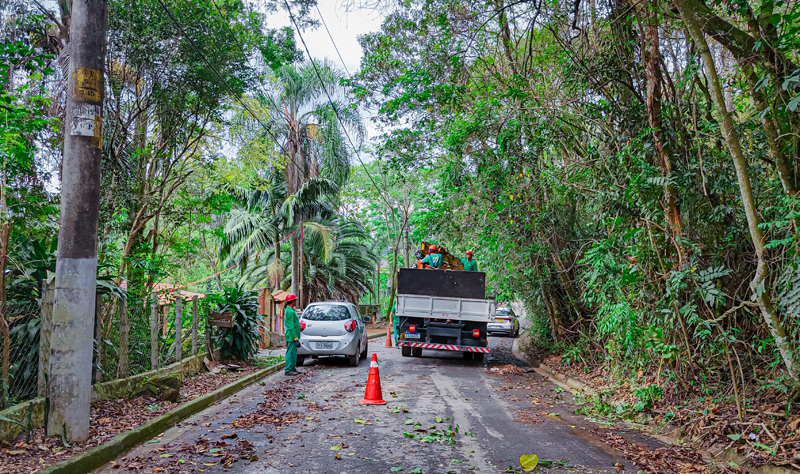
[99,338,662,473]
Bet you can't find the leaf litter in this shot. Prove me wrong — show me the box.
[0,366,261,474]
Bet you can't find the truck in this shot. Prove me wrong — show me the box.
[395,267,495,359]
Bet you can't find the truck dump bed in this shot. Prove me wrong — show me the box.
[396,294,495,323]
[397,268,485,299]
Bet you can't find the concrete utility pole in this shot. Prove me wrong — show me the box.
[47,0,108,443]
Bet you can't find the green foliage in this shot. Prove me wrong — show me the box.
[206,286,263,361]
[348,0,800,411]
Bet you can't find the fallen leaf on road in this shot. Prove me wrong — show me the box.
[520,454,539,472]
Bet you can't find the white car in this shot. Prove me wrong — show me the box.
[487,307,520,337]
[297,302,369,366]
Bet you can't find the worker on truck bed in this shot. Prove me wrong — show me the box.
[421,244,444,269]
[461,250,478,271]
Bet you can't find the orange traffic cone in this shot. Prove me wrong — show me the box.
[384,326,393,348]
[360,353,387,405]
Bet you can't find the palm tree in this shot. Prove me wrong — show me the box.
[265,59,366,298]
[236,217,378,305]
[303,218,378,304]
[220,173,339,299]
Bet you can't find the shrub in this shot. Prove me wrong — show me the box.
[206,286,263,361]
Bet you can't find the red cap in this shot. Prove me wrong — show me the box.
[429,244,437,251]
[285,293,297,303]
[466,251,473,255]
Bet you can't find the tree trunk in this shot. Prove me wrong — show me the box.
[744,67,796,195]
[675,0,799,384]
[291,231,300,297]
[274,239,282,291]
[299,222,304,307]
[117,297,129,378]
[631,0,685,258]
[403,222,410,268]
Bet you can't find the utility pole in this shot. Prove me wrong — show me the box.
[47,0,108,443]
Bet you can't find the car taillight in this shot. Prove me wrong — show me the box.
[409,325,416,333]
[300,321,306,331]
[345,320,356,332]
[472,329,480,337]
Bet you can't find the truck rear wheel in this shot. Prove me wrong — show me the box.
[474,352,484,360]
[462,352,473,360]
[401,346,412,357]
[411,347,423,357]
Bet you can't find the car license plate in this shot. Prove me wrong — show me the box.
[404,332,420,339]
[315,342,333,349]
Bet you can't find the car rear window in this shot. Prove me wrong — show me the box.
[301,304,352,321]
[496,309,511,317]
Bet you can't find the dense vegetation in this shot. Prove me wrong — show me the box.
[0,0,377,403]
[4,0,800,464]
[349,0,800,454]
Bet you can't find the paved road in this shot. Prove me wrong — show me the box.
[99,338,659,473]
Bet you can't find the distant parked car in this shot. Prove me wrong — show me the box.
[297,301,369,367]
[487,306,520,337]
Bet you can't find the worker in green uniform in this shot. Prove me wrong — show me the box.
[421,244,444,269]
[391,303,399,346]
[461,250,478,271]
[283,293,301,376]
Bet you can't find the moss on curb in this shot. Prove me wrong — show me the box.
[37,363,283,474]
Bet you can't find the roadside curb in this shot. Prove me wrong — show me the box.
[37,362,284,474]
[510,340,601,399]
[510,339,792,474]
[368,331,387,340]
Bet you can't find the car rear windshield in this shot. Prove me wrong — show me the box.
[302,304,352,321]
[495,309,513,317]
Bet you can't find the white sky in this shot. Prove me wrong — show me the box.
[270,2,385,78]
[267,1,387,147]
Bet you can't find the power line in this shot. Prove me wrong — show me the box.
[284,0,394,209]
[314,3,350,76]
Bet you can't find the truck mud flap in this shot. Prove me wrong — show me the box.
[397,342,490,353]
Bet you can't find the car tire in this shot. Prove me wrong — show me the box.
[349,347,361,366]
[411,347,423,357]
[296,355,306,367]
[361,341,368,359]
[401,346,412,357]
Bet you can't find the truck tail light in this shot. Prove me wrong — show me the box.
[472,329,480,337]
[409,325,416,333]
[345,320,356,332]
[300,321,306,331]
